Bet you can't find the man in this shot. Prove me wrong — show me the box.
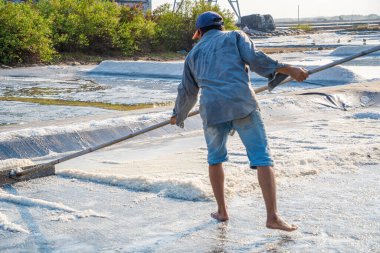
[170,11,308,231]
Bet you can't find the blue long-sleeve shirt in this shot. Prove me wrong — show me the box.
[174,29,287,126]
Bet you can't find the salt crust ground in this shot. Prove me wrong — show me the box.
[0,81,379,252]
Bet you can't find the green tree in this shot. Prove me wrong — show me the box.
[0,0,240,64]
[153,0,237,51]
[37,0,120,52]
[152,4,190,51]
[115,5,157,55]
[0,1,55,64]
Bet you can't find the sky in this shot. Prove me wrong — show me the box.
[152,0,380,19]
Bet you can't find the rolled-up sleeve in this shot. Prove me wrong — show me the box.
[236,31,288,80]
[173,59,199,127]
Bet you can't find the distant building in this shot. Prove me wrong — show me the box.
[114,0,151,11]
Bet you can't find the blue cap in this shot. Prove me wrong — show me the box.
[195,11,224,29]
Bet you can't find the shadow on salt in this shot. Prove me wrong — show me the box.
[353,112,380,120]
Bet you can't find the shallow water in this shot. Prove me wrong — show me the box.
[0,32,380,127]
[1,62,378,126]
[0,69,179,104]
[0,100,112,125]
[1,38,380,126]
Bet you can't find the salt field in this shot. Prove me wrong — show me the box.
[0,33,380,252]
[1,39,379,127]
[252,31,380,47]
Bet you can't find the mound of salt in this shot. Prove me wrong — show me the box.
[0,159,34,170]
[0,212,29,233]
[307,65,365,83]
[89,60,184,78]
[330,46,380,56]
[57,170,211,201]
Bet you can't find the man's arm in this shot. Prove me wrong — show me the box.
[236,31,308,82]
[277,66,308,82]
[170,59,199,127]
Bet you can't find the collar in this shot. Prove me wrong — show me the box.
[199,29,223,42]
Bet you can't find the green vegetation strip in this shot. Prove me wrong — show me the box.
[290,24,313,31]
[0,0,236,65]
[0,97,172,111]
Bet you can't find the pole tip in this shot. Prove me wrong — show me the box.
[9,167,22,178]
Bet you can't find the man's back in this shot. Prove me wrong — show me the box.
[183,29,283,126]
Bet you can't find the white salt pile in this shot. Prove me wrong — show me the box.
[0,159,35,170]
[57,170,211,201]
[90,60,184,78]
[0,190,105,218]
[330,45,380,56]
[0,211,29,234]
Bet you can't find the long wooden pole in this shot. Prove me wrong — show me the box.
[11,44,380,179]
[268,44,380,90]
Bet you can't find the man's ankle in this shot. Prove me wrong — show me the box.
[267,212,279,220]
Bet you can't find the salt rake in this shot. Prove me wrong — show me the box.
[3,44,380,185]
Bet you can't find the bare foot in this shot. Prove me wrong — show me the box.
[266,215,298,232]
[211,212,229,222]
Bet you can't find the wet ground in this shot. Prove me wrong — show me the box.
[0,155,379,252]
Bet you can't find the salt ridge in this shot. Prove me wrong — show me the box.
[89,52,372,84]
[0,190,106,219]
[0,211,29,233]
[0,158,35,170]
[57,169,211,201]
[330,45,380,56]
[0,110,202,162]
[0,111,171,142]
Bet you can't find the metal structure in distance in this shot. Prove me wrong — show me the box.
[172,0,241,23]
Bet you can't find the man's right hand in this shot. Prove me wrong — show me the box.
[170,116,177,125]
[277,66,309,82]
